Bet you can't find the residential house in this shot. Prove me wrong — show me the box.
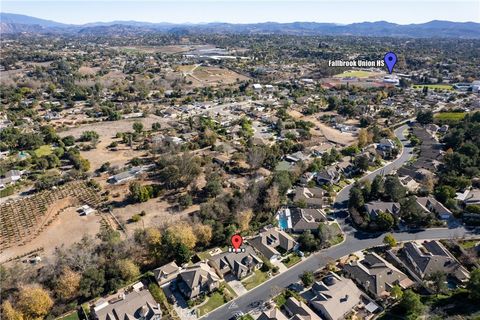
[376,138,396,158]
[276,208,326,233]
[249,227,298,262]
[299,172,316,186]
[208,246,262,280]
[403,241,470,282]
[364,201,401,220]
[344,252,414,299]
[176,263,220,299]
[415,196,452,220]
[92,282,162,320]
[399,176,420,193]
[310,273,367,320]
[258,308,289,320]
[293,187,326,208]
[284,297,321,320]
[316,167,341,185]
[153,261,181,287]
[0,170,23,189]
[456,188,480,206]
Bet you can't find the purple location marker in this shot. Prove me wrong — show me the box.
[384,52,397,74]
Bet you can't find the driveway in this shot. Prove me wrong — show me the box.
[225,274,248,296]
[201,123,480,320]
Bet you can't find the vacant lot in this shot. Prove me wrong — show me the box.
[111,197,199,235]
[58,115,165,171]
[0,207,102,263]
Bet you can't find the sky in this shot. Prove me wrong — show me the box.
[1,0,479,25]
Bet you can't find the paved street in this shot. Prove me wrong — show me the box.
[201,123,480,320]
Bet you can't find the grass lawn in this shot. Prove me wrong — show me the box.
[35,145,53,157]
[412,84,453,90]
[459,240,479,250]
[196,250,212,260]
[241,270,269,290]
[434,112,466,121]
[283,253,302,268]
[334,70,378,78]
[197,292,227,317]
[58,312,79,320]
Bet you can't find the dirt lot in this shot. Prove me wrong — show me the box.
[0,207,103,264]
[111,197,199,236]
[58,115,164,171]
[172,64,249,87]
[288,110,356,147]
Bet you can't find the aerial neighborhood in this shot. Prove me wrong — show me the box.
[0,6,480,320]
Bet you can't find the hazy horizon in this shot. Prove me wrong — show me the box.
[1,0,479,25]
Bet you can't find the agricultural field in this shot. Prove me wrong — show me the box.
[0,181,103,263]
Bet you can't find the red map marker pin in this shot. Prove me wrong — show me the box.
[231,234,243,251]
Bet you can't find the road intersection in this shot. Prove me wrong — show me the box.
[202,123,480,320]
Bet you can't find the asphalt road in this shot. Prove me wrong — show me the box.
[202,123,480,320]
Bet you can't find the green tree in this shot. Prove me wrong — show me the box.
[390,284,403,300]
[399,289,424,319]
[416,110,434,125]
[383,234,397,248]
[300,271,314,287]
[467,268,480,301]
[133,121,144,133]
[384,175,406,201]
[298,230,319,252]
[428,271,447,295]
[348,186,365,209]
[354,154,369,172]
[79,268,105,299]
[377,211,395,230]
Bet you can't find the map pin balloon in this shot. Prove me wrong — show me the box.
[384,52,397,74]
[231,234,243,251]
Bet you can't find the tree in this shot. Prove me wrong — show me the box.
[390,284,403,300]
[384,175,406,201]
[247,146,266,170]
[273,171,292,195]
[54,267,81,301]
[467,268,480,301]
[370,175,384,200]
[178,193,193,209]
[80,130,99,142]
[204,174,222,198]
[79,268,105,299]
[348,186,365,209]
[354,155,369,172]
[132,121,144,133]
[62,135,75,146]
[383,234,397,248]
[193,224,212,247]
[428,271,447,295]
[298,230,319,252]
[151,122,161,131]
[17,285,54,320]
[416,110,434,125]
[165,223,197,249]
[236,210,253,232]
[300,271,314,287]
[377,211,395,230]
[358,128,372,148]
[399,289,424,319]
[117,259,140,282]
[1,301,23,320]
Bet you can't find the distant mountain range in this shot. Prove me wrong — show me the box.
[1,12,479,38]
